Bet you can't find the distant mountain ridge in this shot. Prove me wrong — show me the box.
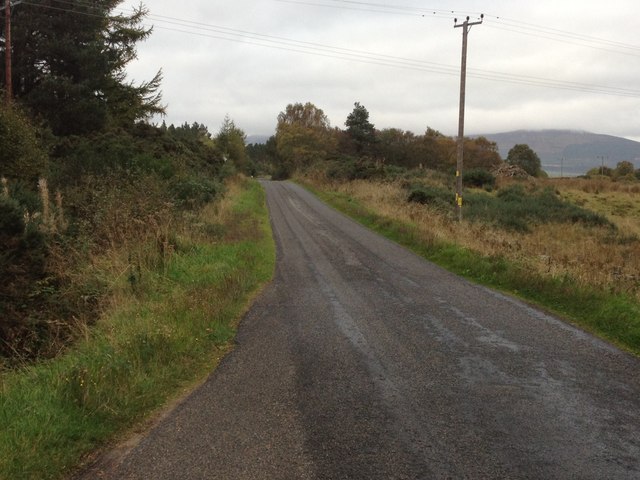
[246,135,270,145]
[476,130,640,176]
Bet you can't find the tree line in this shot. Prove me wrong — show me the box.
[247,101,544,181]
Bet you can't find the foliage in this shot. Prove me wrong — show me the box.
[614,161,635,177]
[268,101,503,178]
[277,101,331,130]
[2,1,164,135]
[271,161,293,181]
[463,168,496,189]
[463,136,502,170]
[53,122,220,181]
[275,102,336,170]
[326,156,379,181]
[587,161,638,181]
[406,182,612,232]
[170,175,221,209]
[246,137,277,175]
[464,185,613,232]
[0,120,228,364]
[506,144,542,177]
[375,128,416,167]
[345,102,376,154]
[0,106,47,181]
[215,115,250,174]
[0,182,77,361]
[0,179,275,480]
[586,166,613,177]
[407,185,452,210]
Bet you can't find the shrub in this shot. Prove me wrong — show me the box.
[170,176,221,209]
[0,107,47,182]
[383,164,408,180]
[407,185,452,210]
[272,162,292,181]
[463,168,496,189]
[465,185,613,232]
[325,157,386,181]
[0,196,24,236]
[0,194,58,361]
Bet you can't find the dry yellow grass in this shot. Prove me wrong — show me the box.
[307,175,640,301]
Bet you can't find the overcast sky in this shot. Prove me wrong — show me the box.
[119,0,640,142]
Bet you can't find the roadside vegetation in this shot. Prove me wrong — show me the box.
[0,177,274,480]
[1,3,272,479]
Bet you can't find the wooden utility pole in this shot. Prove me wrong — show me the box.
[454,14,483,221]
[3,0,12,105]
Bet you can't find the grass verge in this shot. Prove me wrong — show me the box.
[0,178,275,480]
[304,182,640,356]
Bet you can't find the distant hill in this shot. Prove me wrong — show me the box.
[246,135,270,145]
[476,130,640,176]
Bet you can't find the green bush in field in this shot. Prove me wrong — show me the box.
[406,182,612,232]
[170,176,222,208]
[464,185,613,232]
[326,157,381,181]
[407,185,452,211]
[463,168,496,189]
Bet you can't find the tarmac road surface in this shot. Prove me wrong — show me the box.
[93,180,640,479]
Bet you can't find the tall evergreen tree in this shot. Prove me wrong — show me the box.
[0,0,163,135]
[216,115,249,173]
[345,102,376,154]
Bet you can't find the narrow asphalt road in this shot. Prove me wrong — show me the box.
[95,180,640,479]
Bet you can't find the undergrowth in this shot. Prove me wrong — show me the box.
[0,178,275,480]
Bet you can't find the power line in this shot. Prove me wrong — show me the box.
[281,0,640,56]
[275,0,428,17]
[144,22,640,98]
[485,13,640,53]
[13,1,640,99]
[23,0,640,58]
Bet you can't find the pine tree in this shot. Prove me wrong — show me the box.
[1,0,164,135]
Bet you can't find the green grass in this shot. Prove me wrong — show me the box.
[0,179,275,480]
[307,183,640,356]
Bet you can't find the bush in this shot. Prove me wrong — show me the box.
[407,185,452,210]
[0,106,47,181]
[463,168,496,189]
[271,162,292,181]
[325,157,385,181]
[0,194,59,361]
[170,176,221,209]
[464,185,613,232]
[0,196,25,236]
[383,164,408,180]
